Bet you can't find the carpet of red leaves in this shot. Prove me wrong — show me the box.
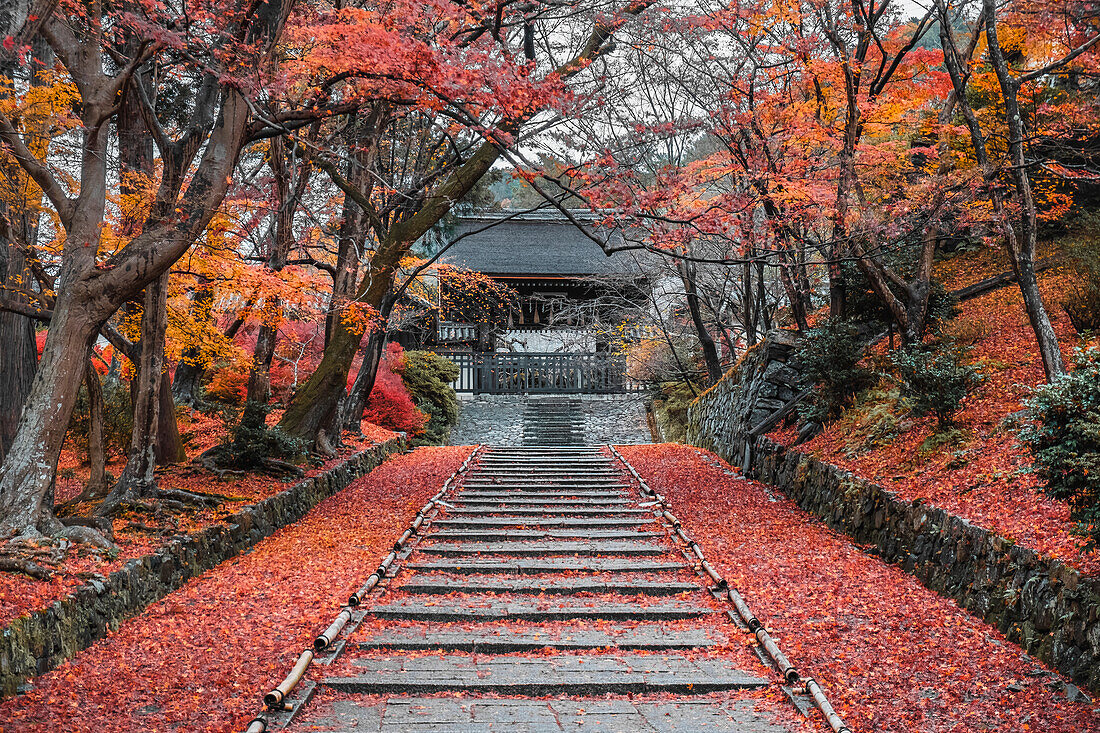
[0,420,397,628]
[771,255,1099,575]
[619,443,1100,733]
[0,446,471,733]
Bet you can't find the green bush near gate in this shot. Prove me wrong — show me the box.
[402,351,461,446]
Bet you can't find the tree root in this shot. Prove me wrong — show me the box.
[189,445,304,478]
[260,457,305,478]
[0,556,53,580]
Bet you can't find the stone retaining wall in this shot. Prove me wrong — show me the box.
[0,437,404,696]
[450,395,651,446]
[687,370,1100,690]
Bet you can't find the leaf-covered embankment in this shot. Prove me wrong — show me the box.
[619,443,1100,733]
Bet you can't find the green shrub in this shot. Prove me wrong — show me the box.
[219,401,304,470]
[652,381,699,443]
[402,351,460,446]
[796,319,874,424]
[1021,346,1100,549]
[888,342,980,428]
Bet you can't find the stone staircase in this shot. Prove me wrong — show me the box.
[285,447,799,732]
[521,398,586,445]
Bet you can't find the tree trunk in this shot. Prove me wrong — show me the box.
[982,0,1067,379]
[0,289,98,533]
[679,260,722,384]
[247,321,279,405]
[0,300,36,462]
[0,0,286,535]
[172,279,213,405]
[99,273,169,514]
[939,0,1067,380]
[279,137,506,445]
[342,326,388,433]
[84,360,108,498]
[155,370,184,464]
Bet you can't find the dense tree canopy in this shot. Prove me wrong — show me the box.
[0,0,1097,542]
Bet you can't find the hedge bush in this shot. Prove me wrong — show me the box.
[888,342,980,428]
[1021,346,1100,548]
[402,350,460,445]
[796,319,874,423]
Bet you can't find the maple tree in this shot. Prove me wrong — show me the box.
[0,0,299,535]
[271,0,657,450]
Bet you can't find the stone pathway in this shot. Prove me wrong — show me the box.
[279,447,807,732]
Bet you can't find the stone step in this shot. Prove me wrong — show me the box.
[444,507,650,516]
[335,698,788,732]
[355,624,719,652]
[323,655,767,695]
[477,461,610,467]
[457,491,631,500]
[404,558,684,574]
[396,575,699,596]
[480,452,605,457]
[432,517,653,528]
[426,529,663,541]
[415,540,669,556]
[466,473,622,479]
[469,473,622,479]
[366,600,714,622]
[459,484,631,491]
[474,466,617,472]
[452,497,634,507]
[478,458,608,463]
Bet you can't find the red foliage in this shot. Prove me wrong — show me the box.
[361,343,427,436]
[771,264,1099,574]
[618,444,1100,733]
[0,446,472,733]
[3,417,398,628]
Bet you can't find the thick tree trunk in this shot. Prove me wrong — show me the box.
[277,319,360,445]
[155,370,184,464]
[0,305,36,461]
[247,321,279,405]
[172,360,203,406]
[0,1,286,535]
[99,273,169,514]
[0,290,98,533]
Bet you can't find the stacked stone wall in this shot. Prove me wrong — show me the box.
[686,340,1100,691]
[0,438,404,696]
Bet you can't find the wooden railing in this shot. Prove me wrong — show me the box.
[435,351,642,394]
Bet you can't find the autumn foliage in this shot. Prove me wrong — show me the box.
[0,447,470,733]
[361,344,427,437]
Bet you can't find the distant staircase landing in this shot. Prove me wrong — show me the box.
[521,397,585,445]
